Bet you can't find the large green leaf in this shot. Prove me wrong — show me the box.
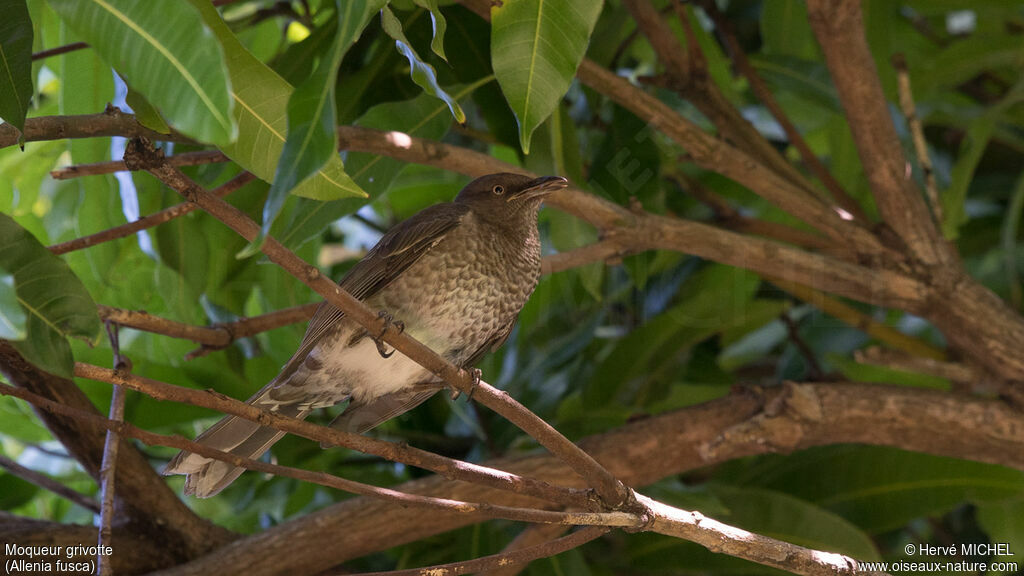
[759,0,818,60]
[730,445,1024,533]
[0,0,33,136]
[187,0,364,203]
[48,0,235,147]
[491,0,602,153]
[380,6,464,124]
[259,0,384,248]
[0,213,101,377]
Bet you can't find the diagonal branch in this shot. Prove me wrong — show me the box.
[805,0,952,266]
[122,137,631,509]
[0,454,100,513]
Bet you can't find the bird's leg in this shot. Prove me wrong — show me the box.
[372,310,405,359]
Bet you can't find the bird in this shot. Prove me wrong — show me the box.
[164,172,568,497]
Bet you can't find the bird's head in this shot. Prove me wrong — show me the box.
[454,173,568,224]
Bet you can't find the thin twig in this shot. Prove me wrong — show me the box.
[892,54,942,225]
[122,137,632,509]
[351,527,609,576]
[697,0,867,222]
[50,150,229,180]
[0,381,632,528]
[97,323,127,575]
[48,171,254,255]
[780,313,825,379]
[0,454,100,513]
[854,346,975,383]
[72,362,592,509]
[32,41,89,61]
[482,524,571,576]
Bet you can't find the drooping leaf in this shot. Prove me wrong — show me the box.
[257,0,384,252]
[48,0,236,147]
[412,0,447,61]
[0,0,33,137]
[380,6,465,123]
[187,0,364,203]
[491,0,602,153]
[125,86,170,134]
[0,213,101,377]
[0,267,26,340]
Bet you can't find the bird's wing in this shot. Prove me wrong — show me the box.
[322,385,442,440]
[272,202,472,388]
[463,319,517,369]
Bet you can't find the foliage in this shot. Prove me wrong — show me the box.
[1,0,1024,574]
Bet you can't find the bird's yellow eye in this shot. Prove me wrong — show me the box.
[492,185,504,195]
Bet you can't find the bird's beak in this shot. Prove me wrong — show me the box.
[511,176,569,201]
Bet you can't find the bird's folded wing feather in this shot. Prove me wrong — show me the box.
[272,202,472,386]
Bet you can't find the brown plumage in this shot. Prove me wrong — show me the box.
[164,173,567,497]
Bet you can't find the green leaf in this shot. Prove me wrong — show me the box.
[0,213,101,377]
[258,0,384,250]
[491,0,602,153]
[0,267,26,340]
[125,86,170,134]
[943,114,996,239]
[380,6,465,124]
[48,0,236,147]
[730,445,1024,533]
[760,0,818,60]
[704,485,881,562]
[187,0,364,203]
[0,0,33,137]
[412,0,447,61]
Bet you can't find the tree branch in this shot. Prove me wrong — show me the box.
[50,150,229,180]
[805,0,952,266]
[354,527,610,576]
[892,54,942,224]
[0,454,100,513]
[48,172,254,255]
[0,108,194,150]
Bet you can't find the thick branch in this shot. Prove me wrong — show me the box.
[0,109,194,150]
[806,0,951,266]
[155,382,1024,576]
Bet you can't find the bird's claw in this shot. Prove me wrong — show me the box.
[373,310,405,359]
[450,368,482,401]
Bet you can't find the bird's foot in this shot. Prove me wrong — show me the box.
[450,368,482,401]
[373,310,405,359]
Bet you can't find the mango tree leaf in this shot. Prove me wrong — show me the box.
[187,0,364,203]
[48,0,236,147]
[380,6,465,123]
[258,0,384,250]
[412,0,447,61]
[0,0,33,137]
[125,86,170,134]
[491,0,602,153]
[0,213,101,378]
[0,268,26,340]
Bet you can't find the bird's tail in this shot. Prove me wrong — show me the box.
[163,386,309,498]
